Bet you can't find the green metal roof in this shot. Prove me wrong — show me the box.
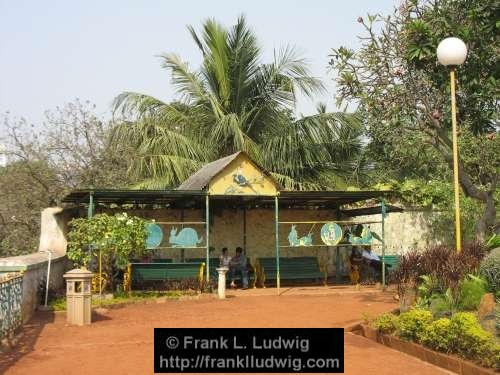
[62,188,393,209]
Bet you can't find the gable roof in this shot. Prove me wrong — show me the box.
[177,151,280,191]
[177,152,241,191]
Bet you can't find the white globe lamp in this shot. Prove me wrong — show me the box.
[437,37,467,66]
[436,37,468,253]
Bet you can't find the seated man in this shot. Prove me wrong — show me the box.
[228,247,249,289]
[362,248,390,280]
[219,247,231,267]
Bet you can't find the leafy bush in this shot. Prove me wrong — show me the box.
[372,313,399,334]
[393,242,487,311]
[457,275,487,311]
[479,248,500,294]
[67,213,150,291]
[397,309,432,342]
[429,294,451,317]
[389,249,422,296]
[419,242,486,291]
[450,312,500,368]
[420,318,452,352]
[486,233,500,249]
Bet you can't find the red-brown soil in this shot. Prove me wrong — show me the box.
[1,289,451,375]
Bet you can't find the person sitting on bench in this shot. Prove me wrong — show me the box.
[219,247,231,267]
[362,248,390,279]
[229,247,248,289]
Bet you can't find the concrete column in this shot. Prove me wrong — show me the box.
[216,267,229,299]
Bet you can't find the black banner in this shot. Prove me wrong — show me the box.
[154,328,344,373]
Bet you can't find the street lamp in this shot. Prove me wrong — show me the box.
[437,37,468,252]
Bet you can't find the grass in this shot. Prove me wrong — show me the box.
[48,290,194,311]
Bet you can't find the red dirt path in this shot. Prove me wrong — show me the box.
[1,290,451,375]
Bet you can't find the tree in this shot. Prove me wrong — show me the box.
[0,100,134,256]
[67,213,149,291]
[0,160,62,256]
[113,16,364,190]
[330,0,499,239]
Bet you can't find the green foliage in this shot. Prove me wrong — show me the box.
[397,309,433,342]
[394,242,487,313]
[49,290,189,311]
[416,274,438,308]
[479,248,500,293]
[372,308,500,368]
[417,274,487,316]
[486,233,500,249]
[0,160,62,257]
[428,293,452,317]
[67,213,149,290]
[49,297,67,312]
[372,313,399,334]
[420,318,452,352]
[372,178,495,244]
[1,100,136,257]
[450,312,500,368]
[67,213,149,269]
[330,0,500,239]
[113,16,365,190]
[457,275,487,311]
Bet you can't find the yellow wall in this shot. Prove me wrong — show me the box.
[209,154,278,196]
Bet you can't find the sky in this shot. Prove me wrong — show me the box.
[0,0,398,127]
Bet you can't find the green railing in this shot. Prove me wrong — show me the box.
[0,272,23,341]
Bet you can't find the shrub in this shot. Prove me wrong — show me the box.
[479,248,500,294]
[428,289,460,317]
[420,318,452,352]
[390,250,422,311]
[372,313,399,334]
[457,275,487,311]
[486,233,500,249]
[450,312,500,368]
[67,213,150,291]
[397,308,432,342]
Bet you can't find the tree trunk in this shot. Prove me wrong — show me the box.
[476,193,498,239]
[440,147,497,240]
[453,159,498,241]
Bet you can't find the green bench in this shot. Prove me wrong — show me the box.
[187,257,257,288]
[186,258,219,278]
[380,255,399,270]
[257,256,327,287]
[126,262,204,290]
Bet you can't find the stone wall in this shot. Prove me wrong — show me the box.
[355,208,440,255]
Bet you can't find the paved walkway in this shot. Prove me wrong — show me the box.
[1,289,451,375]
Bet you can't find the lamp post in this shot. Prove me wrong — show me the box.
[436,37,468,252]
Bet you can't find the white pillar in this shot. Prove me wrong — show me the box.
[216,267,229,299]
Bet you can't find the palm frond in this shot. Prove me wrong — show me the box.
[160,54,208,105]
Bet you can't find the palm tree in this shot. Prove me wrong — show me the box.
[112,16,363,189]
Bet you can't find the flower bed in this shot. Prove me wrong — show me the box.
[354,309,499,374]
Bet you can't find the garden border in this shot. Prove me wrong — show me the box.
[351,323,497,375]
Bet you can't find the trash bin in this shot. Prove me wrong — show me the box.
[63,268,94,325]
